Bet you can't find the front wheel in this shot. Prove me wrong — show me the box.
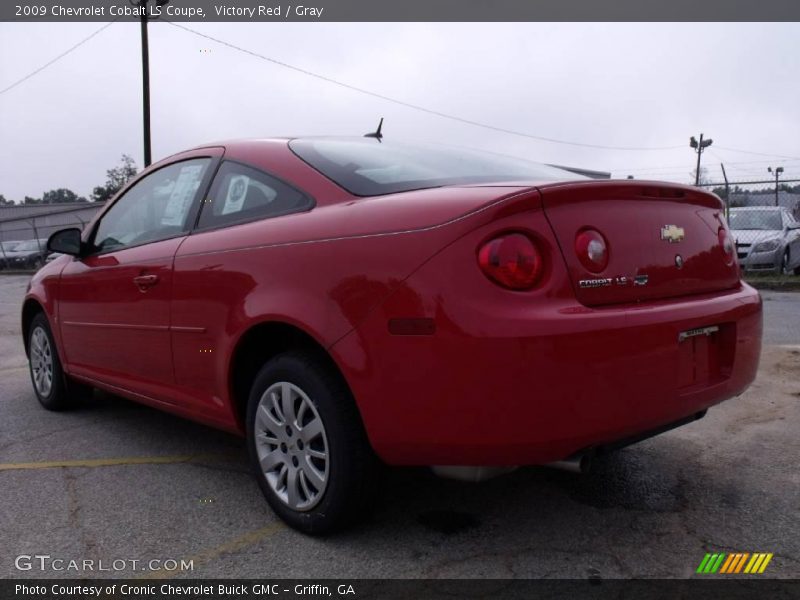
[780,250,790,275]
[246,352,378,534]
[28,313,93,410]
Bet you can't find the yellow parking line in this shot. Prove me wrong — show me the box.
[144,523,285,580]
[1,452,283,578]
[0,454,226,471]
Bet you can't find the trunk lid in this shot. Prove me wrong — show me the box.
[540,181,740,307]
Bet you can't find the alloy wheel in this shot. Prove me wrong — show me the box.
[254,381,329,511]
[30,326,54,397]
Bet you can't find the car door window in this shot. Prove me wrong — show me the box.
[197,161,313,230]
[93,159,211,253]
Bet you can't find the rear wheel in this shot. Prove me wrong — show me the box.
[28,313,92,410]
[246,352,378,534]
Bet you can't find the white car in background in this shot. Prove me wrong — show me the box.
[729,207,800,275]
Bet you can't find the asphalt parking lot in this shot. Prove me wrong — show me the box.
[1,274,799,580]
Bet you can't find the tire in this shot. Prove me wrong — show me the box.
[246,352,378,534]
[780,250,790,275]
[28,313,93,411]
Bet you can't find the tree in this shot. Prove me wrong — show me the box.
[91,154,138,203]
[711,186,726,197]
[0,194,13,206]
[23,196,40,204]
[690,167,710,186]
[41,188,87,204]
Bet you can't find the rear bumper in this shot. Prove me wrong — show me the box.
[335,283,762,466]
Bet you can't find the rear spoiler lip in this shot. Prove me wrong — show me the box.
[456,179,725,210]
[532,179,725,210]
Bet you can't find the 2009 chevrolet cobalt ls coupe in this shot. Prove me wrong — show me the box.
[23,138,762,533]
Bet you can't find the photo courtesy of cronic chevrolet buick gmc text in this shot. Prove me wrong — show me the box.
[22,138,763,533]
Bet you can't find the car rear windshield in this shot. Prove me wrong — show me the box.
[289,138,584,196]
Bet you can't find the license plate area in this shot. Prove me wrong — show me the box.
[677,324,735,390]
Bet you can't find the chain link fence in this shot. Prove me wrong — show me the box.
[1,183,799,277]
[0,203,103,272]
[698,180,800,276]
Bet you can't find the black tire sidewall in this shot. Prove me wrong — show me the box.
[246,353,373,534]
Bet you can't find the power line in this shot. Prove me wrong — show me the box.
[164,21,685,152]
[3,18,798,165]
[611,155,800,178]
[714,145,800,161]
[0,21,118,96]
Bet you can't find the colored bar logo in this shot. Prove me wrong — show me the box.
[696,552,773,574]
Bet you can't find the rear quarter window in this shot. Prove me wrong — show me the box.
[197,161,313,230]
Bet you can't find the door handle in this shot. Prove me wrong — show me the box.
[133,274,159,291]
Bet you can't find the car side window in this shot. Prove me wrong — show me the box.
[92,159,211,253]
[197,161,313,230]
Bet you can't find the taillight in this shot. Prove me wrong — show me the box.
[718,227,735,265]
[477,233,543,290]
[574,229,609,273]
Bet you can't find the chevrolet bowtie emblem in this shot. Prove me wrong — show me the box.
[660,225,685,243]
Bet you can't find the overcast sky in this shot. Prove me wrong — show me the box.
[1,22,798,201]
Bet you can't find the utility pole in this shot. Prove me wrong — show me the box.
[139,0,151,168]
[690,133,713,185]
[720,162,730,220]
[135,0,169,168]
[768,166,784,207]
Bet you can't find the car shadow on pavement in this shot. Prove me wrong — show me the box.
[77,388,720,530]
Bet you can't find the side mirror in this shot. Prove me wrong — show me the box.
[788,223,800,230]
[47,228,83,256]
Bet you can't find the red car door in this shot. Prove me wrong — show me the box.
[57,150,221,400]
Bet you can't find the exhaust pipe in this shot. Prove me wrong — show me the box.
[431,465,518,482]
[545,451,593,474]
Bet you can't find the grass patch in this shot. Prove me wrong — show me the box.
[745,273,800,291]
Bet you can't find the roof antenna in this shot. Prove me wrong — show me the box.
[364,118,384,142]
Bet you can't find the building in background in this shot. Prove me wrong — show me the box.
[0,202,105,244]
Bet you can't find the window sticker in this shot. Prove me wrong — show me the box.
[161,164,205,226]
[221,175,250,215]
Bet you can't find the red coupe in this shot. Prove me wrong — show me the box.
[23,137,762,533]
